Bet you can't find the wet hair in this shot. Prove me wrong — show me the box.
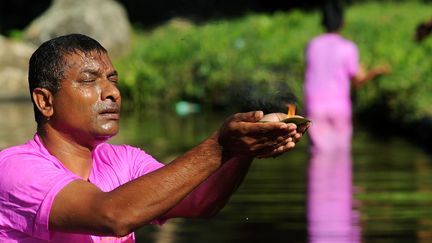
[28,33,107,124]
[321,3,344,32]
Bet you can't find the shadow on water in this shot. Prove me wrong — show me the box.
[2,102,432,242]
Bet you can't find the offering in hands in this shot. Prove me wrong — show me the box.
[259,104,311,126]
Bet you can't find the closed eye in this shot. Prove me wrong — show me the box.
[108,71,119,85]
[82,79,96,83]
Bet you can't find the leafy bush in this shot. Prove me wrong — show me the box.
[347,2,432,124]
[115,11,320,111]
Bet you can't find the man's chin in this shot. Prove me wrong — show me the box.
[93,129,119,142]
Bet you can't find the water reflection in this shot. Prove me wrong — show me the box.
[307,149,361,243]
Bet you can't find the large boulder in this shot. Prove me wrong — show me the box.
[0,35,36,100]
[23,0,131,58]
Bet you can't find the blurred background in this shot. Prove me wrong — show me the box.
[1,0,432,242]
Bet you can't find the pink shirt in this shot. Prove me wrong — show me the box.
[304,33,359,115]
[0,134,164,242]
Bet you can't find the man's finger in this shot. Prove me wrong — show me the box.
[232,111,264,122]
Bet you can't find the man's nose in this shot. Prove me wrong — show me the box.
[101,79,121,102]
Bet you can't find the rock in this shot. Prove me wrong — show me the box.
[23,0,131,58]
[0,35,36,100]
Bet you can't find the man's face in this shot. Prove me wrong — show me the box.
[50,50,121,145]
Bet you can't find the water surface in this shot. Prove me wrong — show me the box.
[1,102,432,243]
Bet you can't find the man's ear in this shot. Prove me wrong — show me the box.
[32,88,54,119]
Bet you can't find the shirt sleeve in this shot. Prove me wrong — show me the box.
[0,153,80,240]
[346,42,360,78]
[121,145,165,179]
[121,145,167,225]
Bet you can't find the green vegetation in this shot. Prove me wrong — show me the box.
[7,29,24,40]
[115,10,319,110]
[115,2,432,127]
[347,3,432,123]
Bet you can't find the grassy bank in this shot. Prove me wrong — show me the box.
[115,2,432,139]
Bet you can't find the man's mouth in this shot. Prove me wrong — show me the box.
[99,106,120,120]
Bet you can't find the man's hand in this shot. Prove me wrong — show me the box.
[218,111,309,159]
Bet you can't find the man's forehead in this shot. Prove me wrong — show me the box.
[64,50,114,73]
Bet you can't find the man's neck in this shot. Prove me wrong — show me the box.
[38,127,95,180]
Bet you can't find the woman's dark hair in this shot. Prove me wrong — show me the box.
[321,2,344,32]
[28,33,107,124]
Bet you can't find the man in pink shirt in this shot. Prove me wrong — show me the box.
[304,3,389,153]
[0,34,309,242]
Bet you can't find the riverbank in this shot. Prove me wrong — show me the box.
[113,2,432,148]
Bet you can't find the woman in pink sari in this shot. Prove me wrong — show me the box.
[304,3,389,153]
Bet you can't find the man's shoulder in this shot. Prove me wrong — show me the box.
[0,139,40,161]
[0,141,53,179]
[0,140,62,191]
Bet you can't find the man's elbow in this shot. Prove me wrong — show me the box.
[99,204,150,237]
[101,211,135,237]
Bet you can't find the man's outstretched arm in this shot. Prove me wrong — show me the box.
[161,111,305,219]
[49,111,305,236]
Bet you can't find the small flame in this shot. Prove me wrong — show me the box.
[287,104,296,117]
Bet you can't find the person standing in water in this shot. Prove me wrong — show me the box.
[304,3,389,153]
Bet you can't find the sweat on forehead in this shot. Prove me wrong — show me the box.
[62,50,106,66]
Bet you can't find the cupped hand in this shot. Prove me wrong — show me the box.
[218,111,309,159]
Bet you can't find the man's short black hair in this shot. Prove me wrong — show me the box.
[28,33,107,124]
[321,2,344,32]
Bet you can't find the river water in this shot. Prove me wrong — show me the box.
[1,101,432,243]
